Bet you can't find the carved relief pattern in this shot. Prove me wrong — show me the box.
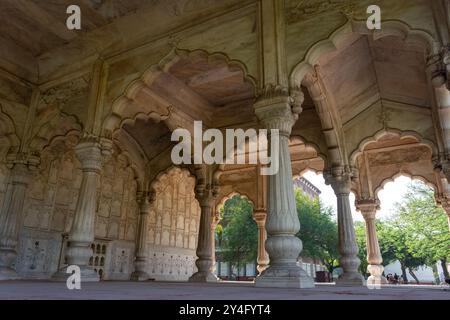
[39,77,89,111]
[19,142,138,279]
[285,0,356,24]
[96,153,139,242]
[15,228,62,279]
[22,149,82,232]
[147,168,200,281]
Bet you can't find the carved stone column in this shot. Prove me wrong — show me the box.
[253,87,314,288]
[189,185,219,282]
[0,154,38,280]
[253,210,269,275]
[325,167,364,285]
[131,191,154,281]
[210,211,221,276]
[356,198,387,285]
[53,137,111,282]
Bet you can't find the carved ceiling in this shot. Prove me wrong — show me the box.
[317,34,429,125]
[285,0,356,24]
[121,118,173,162]
[0,0,245,81]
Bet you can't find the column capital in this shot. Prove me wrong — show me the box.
[5,152,40,171]
[355,198,380,220]
[324,166,358,195]
[253,209,267,226]
[254,84,303,135]
[195,183,218,207]
[4,153,40,185]
[136,191,156,214]
[75,135,113,173]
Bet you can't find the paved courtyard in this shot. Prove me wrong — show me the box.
[0,281,449,300]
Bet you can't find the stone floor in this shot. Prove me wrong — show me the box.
[0,281,449,300]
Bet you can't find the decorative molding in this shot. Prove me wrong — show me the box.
[39,77,90,110]
[349,128,438,166]
[285,0,357,25]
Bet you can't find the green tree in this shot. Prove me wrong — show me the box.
[377,220,426,283]
[393,182,450,280]
[354,221,368,277]
[216,195,257,277]
[356,182,450,283]
[294,189,339,273]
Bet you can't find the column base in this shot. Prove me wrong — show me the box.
[130,271,151,281]
[255,264,315,288]
[336,272,365,286]
[256,264,269,275]
[367,275,388,285]
[367,264,387,286]
[189,271,219,283]
[52,266,99,282]
[0,267,20,281]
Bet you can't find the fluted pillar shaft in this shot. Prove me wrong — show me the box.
[253,210,269,275]
[0,162,33,280]
[131,192,153,281]
[210,213,221,275]
[253,90,314,288]
[189,187,219,282]
[356,199,387,286]
[326,168,364,285]
[53,138,111,281]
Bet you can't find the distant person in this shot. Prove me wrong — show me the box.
[394,273,399,284]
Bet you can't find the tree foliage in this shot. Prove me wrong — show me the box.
[294,189,339,272]
[354,182,450,283]
[216,195,257,274]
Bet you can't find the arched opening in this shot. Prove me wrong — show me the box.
[215,194,257,282]
[146,166,200,281]
[354,175,449,285]
[292,169,343,281]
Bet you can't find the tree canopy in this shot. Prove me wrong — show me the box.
[216,195,257,275]
[294,189,339,272]
[355,182,450,283]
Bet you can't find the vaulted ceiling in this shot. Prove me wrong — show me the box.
[0,0,246,82]
[317,34,429,125]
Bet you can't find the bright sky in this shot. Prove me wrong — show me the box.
[302,171,413,222]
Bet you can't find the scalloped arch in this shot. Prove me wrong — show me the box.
[111,110,170,139]
[0,104,20,152]
[292,167,324,179]
[290,19,438,87]
[116,148,145,192]
[29,111,83,154]
[290,135,328,167]
[104,47,257,136]
[374,172,437,197]
[215,191,255,215]
[349,128,437,166]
